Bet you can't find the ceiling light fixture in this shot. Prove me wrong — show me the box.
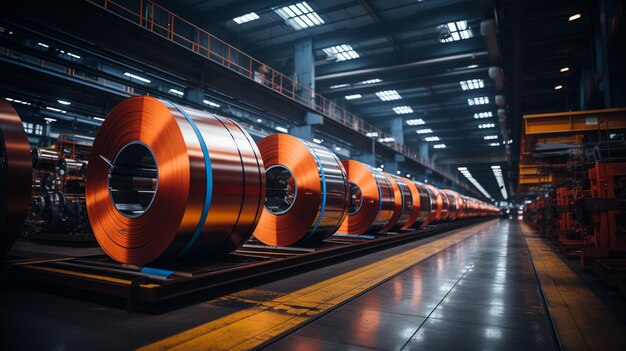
[560,67,570,72]
[323,44,359,61]
[460,79,484,91]
[491,165,508,200]
[433,144,446,149]
[274,2,324,30]
[233,12,260,24]
[554,85,563,90]
[416,128,433,134]
[375,90,401,101]
[468,96,489,105]
[405,118,425,125]
[568,13,582,21]
[457,166,492,199]
[393,106,414,114]
[474,111,493,119]
[424,136,440,142]
[439,20,473,43]
[345,94,362,100]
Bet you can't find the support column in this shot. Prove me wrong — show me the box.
[390,116,404,145]
[291,112,323,141]
[185,88,204,105]
[294,39,315,106]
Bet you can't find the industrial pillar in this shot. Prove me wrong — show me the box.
[294,39,315,106]
[390,116,404,145]
[419,143,429,161]
[185,88,204,105]
[291,112,323,141]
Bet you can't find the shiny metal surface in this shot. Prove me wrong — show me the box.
[253,134,348,246]
[86,96,265,265]
[382,174,413,232]
[0,100,32,253]
[412,182,432,226]
[266,221,557,351]
[31,148,58,170]
[400,178,421,230]
[339,160,394,234]
[443,190,460,221]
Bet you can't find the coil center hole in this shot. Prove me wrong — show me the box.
[108,142,158,218]
[264,165,297,215]
[348,181,363,215]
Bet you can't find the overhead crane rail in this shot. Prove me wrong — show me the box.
[87,0,469,192]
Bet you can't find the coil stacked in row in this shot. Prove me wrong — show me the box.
[0,100,32,253]
[86,96,265,265]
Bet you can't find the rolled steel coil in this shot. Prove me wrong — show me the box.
[338,160,395,235]
[411,182,432,227]
[55,158,87,178]
[253,134,349,246]
[442,190,461,221]
[32,148,58,170]
[421,184,439,226]
[400,179,422,229]
[437,189,450,222]
[0,100,32,253]
[381,174,413,232]
[40,172,57,192]
[86,96,265,265]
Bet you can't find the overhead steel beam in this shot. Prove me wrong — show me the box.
[316,38,487,80]
[254,1,480,60]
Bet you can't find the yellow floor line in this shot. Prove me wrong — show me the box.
[138,220,495,351]
[521,223,626,351]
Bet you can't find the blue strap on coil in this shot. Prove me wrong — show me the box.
[167,101,213,258]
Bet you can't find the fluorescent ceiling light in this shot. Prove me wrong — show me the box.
[406,174,411,178]
[45,106,66,113]
[375,90,401,101]
[323,44,359,61]
[233,12,260,24]
[424,136,440,142]
[457,166,492,199]
[257,118,263,123]
[379,137,395,142]
[468,96,489,105]
[491,165,508,199]
[488,142,500,146]
[203,99,220,107]
[44,117,57,123]
[359,78,382,85]
[560,67,570,72]
[396,170,402,175]
[433,144,446,149]
[478,123,495,129]
[275,126,289,133]
[66,52,81,59]
[335,146,341,151]
[93,116,105,121]
[366,132,379,137]
[123,72,151,83]
[345,94,362,100]
[168,88,184,96]
[274,2,324,30]
[554,85,563,90]
[393,106,413,114]
[5,97,31,106]
[484,135,498,140]
[330,83,349,89]
[406,118,425,125]
[57,99,71,105]
[467,64,479,69]
[569,13,581,21]
[416,128,433,134]
[37,42,49,48]
[439,20,473,43]
[474,111,493,119]
[460,79,484,91]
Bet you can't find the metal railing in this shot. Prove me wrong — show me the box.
[87,0,467,190]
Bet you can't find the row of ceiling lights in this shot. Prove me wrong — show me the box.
[552,12,582,90]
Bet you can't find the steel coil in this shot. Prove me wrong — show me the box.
[32,148,58,170]
[0,100,32,253]
[442,190,461,221]
[86,96,265,265]
[338,160,395,235]
[421,184,439,226]
[253,134,349,246]
[381,174,413,232]
[410,182,432,228]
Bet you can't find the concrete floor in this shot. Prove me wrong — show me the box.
[1,220,558,350]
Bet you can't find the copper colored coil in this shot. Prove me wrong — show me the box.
[421,184,439,225]
[253,134,349,246]
[381,173,412,232]
[0,100,32,253]
[411,182,432,226]
[86,96,265,265]
[338,160,394,235]
[442,190,460,221]
[438,190,450,222]
[400,178,420,230]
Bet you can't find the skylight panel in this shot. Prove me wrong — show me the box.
[345,94,362,100]
[416,128,433,134]
[460,79,484,90]
[424,136,440,142]
[406,118,425,125]
[393,106,414,114]
[467,96,489,105]
[233,12,260,24]
[474,111,493,119]
[323,45,359,61]
[274,2,324,30]
[439,20,473,43]
[359,78,382,85]
[484,135,498,140]
[433,144,446,149]
[375,90,401,101]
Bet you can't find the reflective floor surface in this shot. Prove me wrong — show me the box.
[264,220,558,351]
